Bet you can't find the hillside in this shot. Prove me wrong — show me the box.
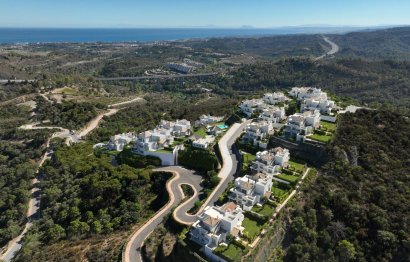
[284,109,410,262]
[332,26,410,60]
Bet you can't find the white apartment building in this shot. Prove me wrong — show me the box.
[192,135,215,149]
[251,147,289,175]
[263,92,288,105]
[243,121,273,148]
[107,133,136,151]
[195,114,224,128]
[228,173,273,211]
[190,202,245,256]
[259,107,286,123]
[134,119,191,165]
[289,87,336,115]
[284,110,320,141]
[239,99,266,118]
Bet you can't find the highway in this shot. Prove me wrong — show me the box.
[123,120,249,262]
[315,36,339,60]
[96,72,217,81]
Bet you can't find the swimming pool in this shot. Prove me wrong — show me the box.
[217,124,228,129]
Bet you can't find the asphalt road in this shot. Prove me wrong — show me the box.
[315,36,339,60]
[124,121,249,262]
[124,166,203,262]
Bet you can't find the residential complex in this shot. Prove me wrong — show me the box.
[107,133,136,151]
[263,92,288,105]
[243,121,273,149]
[134,119,191,165]
[190,202,245,256]
[195,114,224,128]
[239,99,266,118]
[289,87,336,115]
[284,109,321,141]
[192,135,215,149]
[251,147,290,175]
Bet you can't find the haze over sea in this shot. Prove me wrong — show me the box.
[0,27,366,44]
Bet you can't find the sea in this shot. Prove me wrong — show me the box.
[0,27,362,44]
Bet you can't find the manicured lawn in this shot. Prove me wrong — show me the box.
[252,203,275,217]
[155,148,174,154]
[215,243,245,262]
[271,185,288,198]
[242,217,263,240]
[289,159,305,173]
[309,133,332,143]
[320,120,337,133]
[194,127,207,138]
[276,173,299,183]
[243,153,256,165]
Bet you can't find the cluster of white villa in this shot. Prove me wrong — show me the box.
[284,109,321,142]
[195,114,224,128]
[240,92,287,148]
[289,87,337,115]
[190,147,290,259]
[134,119,191,165]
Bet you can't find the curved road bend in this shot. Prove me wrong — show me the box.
[124,120,249,262]
[315,36,339,60]
[124,166,203,262]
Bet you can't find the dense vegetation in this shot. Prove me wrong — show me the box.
[226,58,410,109]
[14,142,172,261]
[0,105,50,246]
[333,27,410,61]
[285,109,410,262]
[34,96,98,130]
[178,147,219,171]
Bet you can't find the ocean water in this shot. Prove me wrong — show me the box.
[0,27,356,44]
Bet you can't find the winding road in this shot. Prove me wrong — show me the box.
[123,120,249,262]
[315,36,339,60]
[0,96,143,261]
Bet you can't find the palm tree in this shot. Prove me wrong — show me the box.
[328,221,347,240]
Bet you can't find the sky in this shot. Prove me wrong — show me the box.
[0,0,410,28]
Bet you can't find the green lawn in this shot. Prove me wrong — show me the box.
[215,243,245,262]
[155,148,174,154]
[252,203,275,217]
[276,173,299,183]
[320,120,337,133]
[271,186,288,197]
[242,217,263,240]
[243,153,256,165]
[309,133,332,143]
[194,127,207,138]
[288,159,305,173]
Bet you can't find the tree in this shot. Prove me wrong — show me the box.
[336,240,356,262]
[46,224,65,241]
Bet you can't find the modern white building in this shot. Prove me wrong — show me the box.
[263,92,288,105]
[228,173,273,211]
[289,87,336,115]
[239,99,266,118]
[195,114,224,128]
[251,147,289,175]
[243,121,273,148]
[134,119,191,165]
[284,110,320,141]
[192,135,215,149]
[107,133,136,151]
[190,202,245,256]
[259,106,286,123]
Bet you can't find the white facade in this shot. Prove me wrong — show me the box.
[284,110,320,140]
[259,107,286,123]
[107,133,136,151]
[135,119,191,165]
[228,173,273,211]
[190,202,245,251]
[239,99,266,118]
[289,87,336,115]
[243,121,273,147]
[192,135,215,149]
[195,114,224,127]
[251,148,289,175]
[263,92,288,105]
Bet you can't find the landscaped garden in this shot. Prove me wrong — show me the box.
[320,120,337,132]
[242,216,264,241]
[194,127,207,138]
[214,242,247,262]
[252,203,276,217]
[276,173,299,183]
[288,159,305,173]
[309,133,332,143]
[271,183,290,202]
